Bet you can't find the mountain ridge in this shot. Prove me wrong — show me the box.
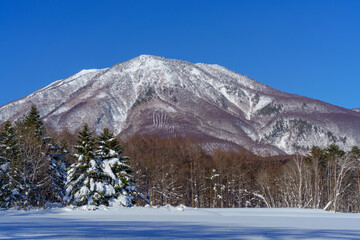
[1,55,359,156]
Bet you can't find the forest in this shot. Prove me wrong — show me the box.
[0,106,360,213]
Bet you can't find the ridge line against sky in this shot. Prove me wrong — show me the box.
[0,0,359,109]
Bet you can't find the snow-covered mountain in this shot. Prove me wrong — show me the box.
[353,108,360,112]
[1,55,360,155]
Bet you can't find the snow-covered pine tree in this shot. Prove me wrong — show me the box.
[0,121,21,208]
[46,142,68,204]
[95,128,136,206]
[65,126,136,207]
[65,124,98,206]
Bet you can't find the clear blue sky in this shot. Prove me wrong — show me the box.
[1,0,359,109]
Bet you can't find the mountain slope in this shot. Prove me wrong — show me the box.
[1,55,359,155]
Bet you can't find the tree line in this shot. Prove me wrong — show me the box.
[125,135,360,212]
[1,106,360,212]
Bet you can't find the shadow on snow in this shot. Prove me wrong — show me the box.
[0,218,359,239]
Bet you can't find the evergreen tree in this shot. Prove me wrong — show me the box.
[0,121,18,161]
[350,146,360,161]
[65,124,97,205]
[0,121,21,208]
[74,124,95,162]
[65,126,136,206]
[95,128,136,206]
[46,142,68,204]
[21,105,44,137]
[97,128,123,157]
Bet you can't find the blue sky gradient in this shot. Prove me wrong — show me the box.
[1,0,359,108]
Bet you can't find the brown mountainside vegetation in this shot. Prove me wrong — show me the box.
[0,107,360,213]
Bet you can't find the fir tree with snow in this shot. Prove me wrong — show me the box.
[65,124,96,206]
[46,143,68,204]
[95,128,136,206]
[0,121,18,161]
[0,121,21,208]
[65,126,136,207]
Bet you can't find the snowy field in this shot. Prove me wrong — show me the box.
[1,206,360,239]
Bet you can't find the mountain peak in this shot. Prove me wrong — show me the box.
[128,55,193,67]
[137,54,161,59]
[131,54,167,63]
[78,69,101,75]
[1,56,359,156]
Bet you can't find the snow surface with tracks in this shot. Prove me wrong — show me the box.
[0,206,360,239]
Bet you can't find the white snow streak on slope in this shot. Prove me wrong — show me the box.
[277,132,291,154]
[253,96,272,113]
[243,90,253,120]
[0,207,359,239]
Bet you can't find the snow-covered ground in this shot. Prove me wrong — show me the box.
[1,206,360,239]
